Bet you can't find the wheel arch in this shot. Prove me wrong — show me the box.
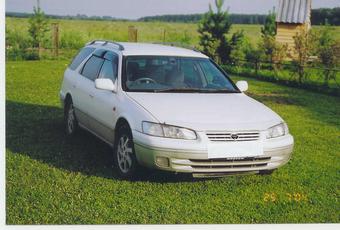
[63,93,73,112]
[115,117,132,136]
[64,93,72,104]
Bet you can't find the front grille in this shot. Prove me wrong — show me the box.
[192,163,267,169]
[171,156,272,173]
[189,157,270,170]
[190,157,271,163]
[206,131,260,142]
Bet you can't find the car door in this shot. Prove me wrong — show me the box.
[90,51,120,145]
[65,47,95,126]
[73,52,104,129]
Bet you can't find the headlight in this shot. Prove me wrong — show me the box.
[142,121,197,140]
[266,122,289,139]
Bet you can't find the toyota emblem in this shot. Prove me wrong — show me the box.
[231,133,239,140]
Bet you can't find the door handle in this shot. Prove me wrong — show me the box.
[89,94,94,98]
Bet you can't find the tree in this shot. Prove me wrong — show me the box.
[245,45,264,76]
[198,0,232,63]
[229,30,249,66]
[259,10,286,71]
[272,42,288,70]
[259,34,287,71]
[292,28,316,84]
[261,10,276,37]
[311,8,340,26]
[28,1,49,51]
[317,27,340,87]
[259,10,284,70]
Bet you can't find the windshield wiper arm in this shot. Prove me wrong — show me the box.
[154,88,201,93]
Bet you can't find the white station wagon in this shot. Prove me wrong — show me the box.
[60,40,294,179]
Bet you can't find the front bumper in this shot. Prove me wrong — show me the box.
[133,130,294,177]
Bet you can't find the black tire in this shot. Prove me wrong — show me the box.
[113,124,138,179]
[259,169,275,175]
[64,99,78,136]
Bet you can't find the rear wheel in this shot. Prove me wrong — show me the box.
[64,99,78,136]
[113,124,138,179]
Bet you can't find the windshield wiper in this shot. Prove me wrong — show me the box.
[204,89,239,93]
[154,88,239,93]
[154,88,200,93]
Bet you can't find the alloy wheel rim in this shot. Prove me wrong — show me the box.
[117,135,133,173]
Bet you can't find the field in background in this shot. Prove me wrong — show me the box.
[7,17,340,50]
[6,60,340,224]
[6,17,259,47]
[6,17,340,95]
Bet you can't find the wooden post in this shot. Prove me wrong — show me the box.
[163,29,166,43]
[52,23,59,57]
[128,26,138,42]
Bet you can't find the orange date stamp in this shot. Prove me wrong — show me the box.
[263,192,308,202]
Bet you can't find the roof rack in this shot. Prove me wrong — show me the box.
[86,40,124,51]
[153,42,201,53]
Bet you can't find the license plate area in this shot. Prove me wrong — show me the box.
[207,141,263,159]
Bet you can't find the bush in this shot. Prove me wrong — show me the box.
[23,49,40,60]
[292,28,317,83]
[60,31,85,49]
[6,29,36,60]
[259,34,287,69]
[229,30,248,66]
[179,30,192,45]
[316,27,340,87]
[245,45,264,76]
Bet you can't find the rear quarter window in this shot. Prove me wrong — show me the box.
[69,47,95,70]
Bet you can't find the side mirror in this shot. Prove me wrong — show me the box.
[236,81,248,92]
[95,78,116,92]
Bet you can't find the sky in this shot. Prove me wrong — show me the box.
[5,0,340,19]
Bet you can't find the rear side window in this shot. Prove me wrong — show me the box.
[81,56,104,81]
[69,47,95,70]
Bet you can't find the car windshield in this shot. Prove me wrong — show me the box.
[123,56,239,93]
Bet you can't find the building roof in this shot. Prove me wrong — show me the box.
[88,41,208,58]
[276,0,312,24]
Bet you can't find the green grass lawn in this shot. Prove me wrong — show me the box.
[6,60,340,224]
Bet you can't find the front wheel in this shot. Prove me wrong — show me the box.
[113,124,138,179]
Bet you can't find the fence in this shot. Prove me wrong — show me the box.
[6,24,142,61]
[5,23,340,96]
[5,47,79,61]
[222,58,340,96]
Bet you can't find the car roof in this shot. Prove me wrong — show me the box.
[87,41,209,59]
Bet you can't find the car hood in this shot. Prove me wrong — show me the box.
[127,92,283,131]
